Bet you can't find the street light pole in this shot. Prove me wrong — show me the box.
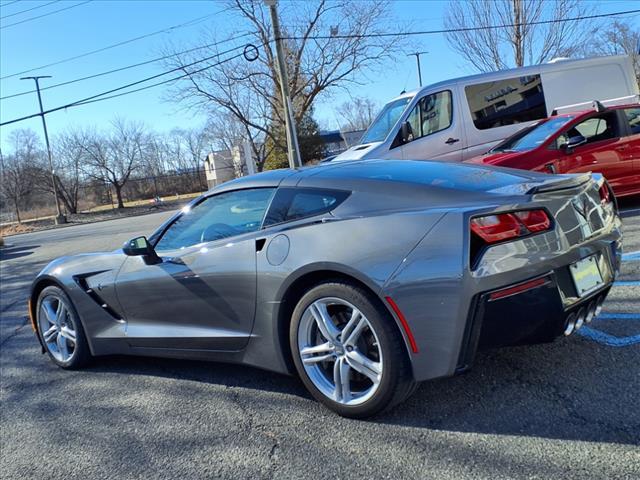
[264,0,302,168]
[20,75,66,224]
[408,51,428,87]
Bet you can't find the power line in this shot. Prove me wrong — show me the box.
[0,32,254,100]
[283,8,640,40]
[0,0,60,20]
[0,9,231,79]
[0,44,256,126]
[73,50,249,108]
[0,1,23,8]
[0,0,91,29]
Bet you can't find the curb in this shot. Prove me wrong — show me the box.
[1,206,180,239]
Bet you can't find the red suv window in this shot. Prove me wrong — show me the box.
[624,107,640,135]
[555,113,619,149]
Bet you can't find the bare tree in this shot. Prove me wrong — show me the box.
[205,112,247,153]
[179,128,209,171]
[336,96,378,131]
[80,119,146,209]
[444,0,594,72]
[163,0,405,170]
[31,130,86,214]
[1,130,41,223]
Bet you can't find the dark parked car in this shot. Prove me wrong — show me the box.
[30,160,622,418]
[466,104,640,198]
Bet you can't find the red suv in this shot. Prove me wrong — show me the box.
[466,104,640,198]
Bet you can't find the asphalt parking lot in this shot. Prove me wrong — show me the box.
[1,204,639,480]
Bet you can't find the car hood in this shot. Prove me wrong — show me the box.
[466,150,530,166]
[333,142,382,161]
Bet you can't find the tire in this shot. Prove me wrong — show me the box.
[36,285,91,369]
[290,281,416,418]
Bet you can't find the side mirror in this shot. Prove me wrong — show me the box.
[400,121,412,143]
[561,135,586,153]
[123,236,161,264]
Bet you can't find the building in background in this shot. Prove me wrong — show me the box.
[203,143,257,189]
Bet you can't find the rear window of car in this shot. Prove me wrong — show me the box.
[624,107,640,134]
[465,74,547,130]
[263,188,350,226]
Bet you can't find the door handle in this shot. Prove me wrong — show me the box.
[165,257,185,265]
[445,137,460,145]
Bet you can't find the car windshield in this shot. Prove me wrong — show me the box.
[491,116,575,152]
[360,96,412,144]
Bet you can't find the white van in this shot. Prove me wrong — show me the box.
[334,55,639,162]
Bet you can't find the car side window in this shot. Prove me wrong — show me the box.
[263,188,350,226]
[154,188,275,251]
[403,90,452,142]
[555,114,618,149]
[624,107,640,134]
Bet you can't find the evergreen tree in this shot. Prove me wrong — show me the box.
[264,108,325,170]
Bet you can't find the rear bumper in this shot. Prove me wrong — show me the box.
[456,257,615,373]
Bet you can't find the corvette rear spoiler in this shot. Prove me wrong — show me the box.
[526,173,593,194]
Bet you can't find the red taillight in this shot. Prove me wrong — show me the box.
[470,214,524,243]
[385,297,419,354]
[514,209,551,233]
[598,184,611,204]
[470,209,551,244]
[489,277,550,301]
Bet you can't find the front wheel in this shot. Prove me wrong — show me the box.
[36,285,91,369]
[290,281,415,418]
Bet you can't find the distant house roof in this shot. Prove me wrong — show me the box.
[319,129,366,148]
[319,130,344,144]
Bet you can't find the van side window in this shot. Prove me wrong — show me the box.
[555,113,619,148]
[465,75,547,130]
[404,90,452,142]
[624,107,640,134]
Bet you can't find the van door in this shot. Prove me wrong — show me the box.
[398,89,463,161]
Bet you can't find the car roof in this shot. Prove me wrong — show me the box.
[212,159,552,195]
[550,103,638,119]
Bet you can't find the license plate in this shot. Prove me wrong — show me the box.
[570,255,603,297]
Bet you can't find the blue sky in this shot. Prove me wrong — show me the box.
[0,0,635,151]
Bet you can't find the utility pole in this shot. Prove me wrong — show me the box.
[407,51,428,87]
[264,0,301,168]
[20,75,66,224]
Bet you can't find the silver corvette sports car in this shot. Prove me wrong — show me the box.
[30,160,622,418]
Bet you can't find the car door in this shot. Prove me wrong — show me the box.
[399,90,463,161]
[619,107,640,196]
[115,187,275,351]
[555,112,626,188]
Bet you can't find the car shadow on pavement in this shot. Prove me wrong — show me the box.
[0,244,39,261]
[618,196,640,218]
[377,339,639,445]
[85,354,307,399]
[74,336,640,446]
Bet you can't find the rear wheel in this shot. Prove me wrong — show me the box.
[290,281,415,418]
[36,286,91,369]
